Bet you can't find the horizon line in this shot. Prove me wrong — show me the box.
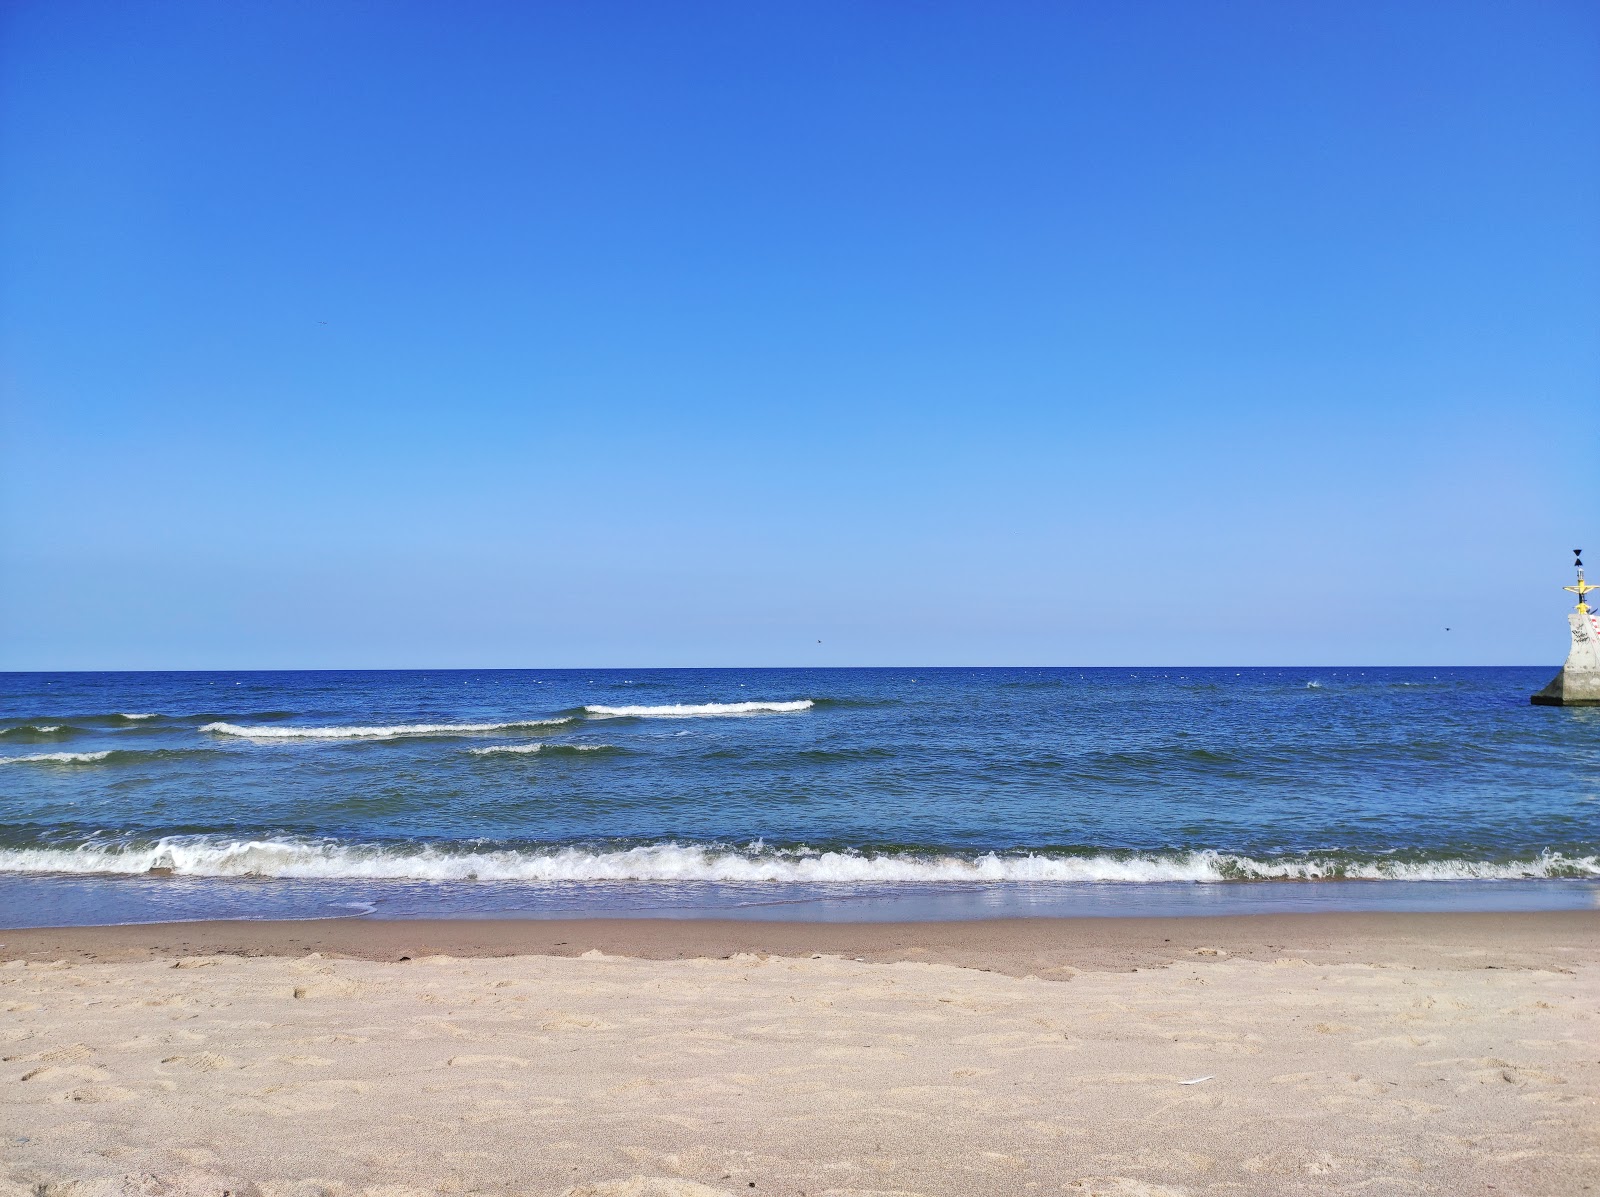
[0,663,1551,675]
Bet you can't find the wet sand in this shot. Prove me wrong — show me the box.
[4,908,1597,972]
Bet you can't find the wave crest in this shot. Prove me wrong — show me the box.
[584,701,813,717]
[0,751,115,765]
[200,718,574,740]
[0,839,1593,883]
[0,748,214,766]
[467,743,616,756]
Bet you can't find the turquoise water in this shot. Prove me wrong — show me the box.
[1,668,1596,925]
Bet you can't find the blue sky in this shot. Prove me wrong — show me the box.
[2,1,1596,669]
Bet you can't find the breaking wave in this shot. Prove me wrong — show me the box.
[0,751,115,765]
[584,700,814,717]
[0,839,1593,882]
[200,718,574,740]
[467,743,618,756]
[0,749,211,766]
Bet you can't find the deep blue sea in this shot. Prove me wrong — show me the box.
[1,668,1596,927]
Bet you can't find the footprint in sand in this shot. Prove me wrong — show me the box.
[38,1043,95,1063]
[1353,1034,1439,1049]
[58,1085,140,1104]
[291,978,366,999]
[20,1063,111,1084]
[160,1052,236,1072]
[1466,1063,1568,1086]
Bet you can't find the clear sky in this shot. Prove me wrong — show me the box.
[2,1,1596,670]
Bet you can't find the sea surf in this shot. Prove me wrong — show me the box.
[1,667,1596,926]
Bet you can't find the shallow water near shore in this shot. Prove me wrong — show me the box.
[2,666,1596,926]
[2,874,1597,929]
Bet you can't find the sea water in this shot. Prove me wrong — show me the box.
[1,668,1596,926]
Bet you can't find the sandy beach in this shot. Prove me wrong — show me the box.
[2,911,1596,1196]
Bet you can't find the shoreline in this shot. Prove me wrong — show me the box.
[4,908,1595,973]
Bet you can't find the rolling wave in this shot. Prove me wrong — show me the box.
[0,838,1592,882]
[181,711,297,723]
[584,700,813,717]
[3,711,293,732]
[200,718,574,740]
[0,724,76,738]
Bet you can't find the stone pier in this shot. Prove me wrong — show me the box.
[1531,610,1600,705]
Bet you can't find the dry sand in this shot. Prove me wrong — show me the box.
[2,912,1596,1196]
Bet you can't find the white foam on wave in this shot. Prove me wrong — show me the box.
[200,718,573,740]
[466,743,612,756]
[0,840,1593,883]
[584,700,813,717]
[118,713,159,721]
[0,751,114,765]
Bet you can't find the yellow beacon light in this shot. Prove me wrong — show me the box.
[1564,548,1596,614]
